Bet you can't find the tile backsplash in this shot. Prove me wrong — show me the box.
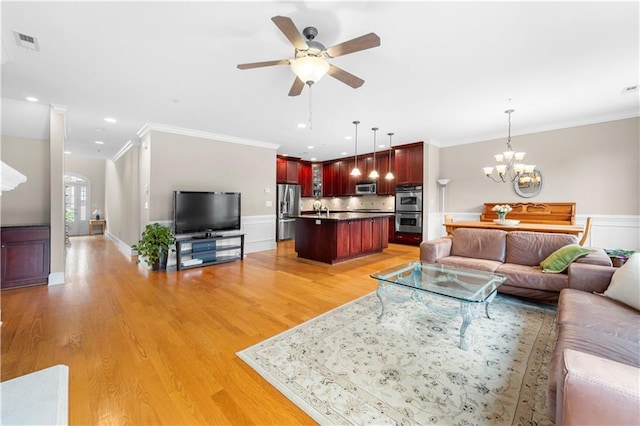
[301,195,395,211]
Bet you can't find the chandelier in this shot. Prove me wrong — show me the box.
[483,109,535,183]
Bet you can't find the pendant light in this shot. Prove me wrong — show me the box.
[369,127,379,179]
[385,132,395,180]
[350,121,361,176]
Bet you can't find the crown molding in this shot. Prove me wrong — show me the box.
[112,139,141,162]
[439,109,640,148]
[136,123,280,151]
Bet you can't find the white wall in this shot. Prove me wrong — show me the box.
[0,136,50,225]
[437,117,640,250]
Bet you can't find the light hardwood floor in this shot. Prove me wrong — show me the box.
[1,235,420,425]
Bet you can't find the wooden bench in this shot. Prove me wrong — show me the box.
[480,202,576,225]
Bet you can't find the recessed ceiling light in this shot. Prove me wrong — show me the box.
[297,123,307,129]
[345,136,352,140]
[94,141,104,145]
[379,144,386,148]
[341,152,348,155]
[95,127,104,132]
[310,157,317,161]
[64,151,71,155]
[307,145,314,149]
[26,96,38,102]
[104,117,117,123]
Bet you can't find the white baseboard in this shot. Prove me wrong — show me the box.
[48,271,65,286]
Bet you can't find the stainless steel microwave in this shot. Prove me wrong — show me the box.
[355,182,377,195]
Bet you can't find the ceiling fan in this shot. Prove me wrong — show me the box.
[237,16,381,96]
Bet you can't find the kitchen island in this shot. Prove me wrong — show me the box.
[295,212,394,264]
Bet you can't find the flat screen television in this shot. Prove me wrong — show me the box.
[173,191,241,236]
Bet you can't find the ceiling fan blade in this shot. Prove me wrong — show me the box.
[237,59,290,70]
[324,33,381,58]
[288,78,305,97]
[271,16,308,50]
[327,65,364,88]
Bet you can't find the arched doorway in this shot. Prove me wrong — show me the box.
[65,173,91,236]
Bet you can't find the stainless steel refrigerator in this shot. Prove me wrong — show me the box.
[276,184,301,241]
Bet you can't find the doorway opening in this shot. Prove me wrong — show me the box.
[65,174,91,236]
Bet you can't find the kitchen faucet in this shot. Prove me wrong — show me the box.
[323,206,330,216]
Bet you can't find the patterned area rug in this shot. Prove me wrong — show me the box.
[237,290,556,425]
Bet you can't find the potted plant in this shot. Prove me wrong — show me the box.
[132,223,175,271]
[604,248,635,267]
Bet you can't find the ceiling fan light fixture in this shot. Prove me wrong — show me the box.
[290,56,330,84]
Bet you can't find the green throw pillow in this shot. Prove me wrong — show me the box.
[540,244,594,273]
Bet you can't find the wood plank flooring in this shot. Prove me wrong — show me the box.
[1,235,420,425]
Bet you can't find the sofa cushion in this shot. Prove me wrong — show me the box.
[548,288,640,423]
[557,288,640,342]
[505,231,578,266]
[496,263,568,292]
[604,253,640,311]
[450,228,507,262]
[574,248,613,267]
[436,256,502,273]
[540,244,594,273]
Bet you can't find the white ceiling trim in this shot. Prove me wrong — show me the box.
[137,123,281,152]
[441,109,640,148]
[112,140,141,162]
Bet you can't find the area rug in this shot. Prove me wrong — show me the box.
[237,290,556,425]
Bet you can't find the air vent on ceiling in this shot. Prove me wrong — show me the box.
[13,31,40,51]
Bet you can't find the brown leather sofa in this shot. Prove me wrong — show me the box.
[420,228,612,302]
[549,285,640,424]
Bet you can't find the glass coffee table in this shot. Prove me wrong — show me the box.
[370,261,507,350]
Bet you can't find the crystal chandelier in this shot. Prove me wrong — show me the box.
[483,109,536,183]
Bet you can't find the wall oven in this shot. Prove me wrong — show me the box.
[395,185,423,212]
[395,212,422,234]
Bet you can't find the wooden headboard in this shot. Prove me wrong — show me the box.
[480,202,576,225]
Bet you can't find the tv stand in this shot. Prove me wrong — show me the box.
[176,234,244,270]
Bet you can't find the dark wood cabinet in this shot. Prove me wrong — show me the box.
[298,161,313,197]
[394,142,424,185]
[1,225,50,289]
[376,151,394,195]
[394,232,423,246]
[361,217,384,252]
[388,216,396,242]
[322,161,337,197]
[276,157,299,184]
[296,216,389,264]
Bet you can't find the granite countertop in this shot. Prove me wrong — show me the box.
[297,212,394,221]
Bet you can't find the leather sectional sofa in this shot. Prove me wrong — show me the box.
[421,229,639,424]
[419,228,612,302]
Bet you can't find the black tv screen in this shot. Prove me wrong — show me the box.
[173,191,241,235]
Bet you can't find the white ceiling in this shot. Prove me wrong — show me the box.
[2,1,638,161]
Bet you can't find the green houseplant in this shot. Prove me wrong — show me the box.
[132,223,175,271]
[604,248,635,267]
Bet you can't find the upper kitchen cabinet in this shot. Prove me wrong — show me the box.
[376,150,394,195]
[323,159,351,197]
[276,156,299,184]
[394,142,424,185]
[298,161,313,197]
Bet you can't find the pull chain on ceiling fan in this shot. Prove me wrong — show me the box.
[237,15,381,96]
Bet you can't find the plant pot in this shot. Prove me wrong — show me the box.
[611,257,627,268]
[152,251,168,271]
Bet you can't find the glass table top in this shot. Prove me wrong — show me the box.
[370,261,507,303]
